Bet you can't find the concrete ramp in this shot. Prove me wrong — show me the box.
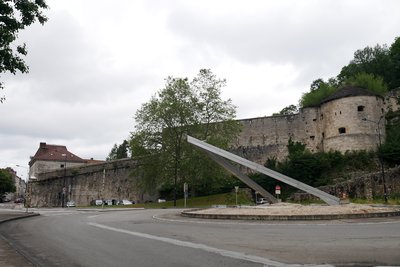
[187,135,341,205]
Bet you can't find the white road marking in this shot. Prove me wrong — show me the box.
[87,222,331,267]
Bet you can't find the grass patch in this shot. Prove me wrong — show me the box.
[351,196,400,205]
[135,191,254,209]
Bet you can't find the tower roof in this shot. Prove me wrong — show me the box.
[320,86,381,105]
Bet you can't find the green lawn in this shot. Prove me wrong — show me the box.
[135,191,254,209]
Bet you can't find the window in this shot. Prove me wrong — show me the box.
[310,136,315,140]
[338,127,346,134]
[358,105,365,112]
[60,164,65,168]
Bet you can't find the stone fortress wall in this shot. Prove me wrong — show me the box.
[29,158,155,207]
[28,88,399,207]
[231,88,399,165]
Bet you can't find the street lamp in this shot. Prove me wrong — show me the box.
[61,154,67,208]
[362,116,388,203]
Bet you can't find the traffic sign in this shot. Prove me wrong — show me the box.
[275,185,281,195]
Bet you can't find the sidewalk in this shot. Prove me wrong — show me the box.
[0,208,40,267]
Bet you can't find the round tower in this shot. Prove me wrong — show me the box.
[319,86,385,153]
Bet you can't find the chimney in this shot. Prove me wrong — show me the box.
[40,142,46,148]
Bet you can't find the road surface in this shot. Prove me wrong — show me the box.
[1,208,399,266]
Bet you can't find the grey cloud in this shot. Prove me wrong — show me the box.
[166,0,399,74]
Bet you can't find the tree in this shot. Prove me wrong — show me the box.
[130,69,241,205]
[273,104,299,116]
[299,78,337,108]
[107,140,129,160]
[344,72,388,96]
[389,37,400,89]
[0,169,16,195]
[337,37,400,89]
[0,0,48,102]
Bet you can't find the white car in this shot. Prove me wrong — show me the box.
[120,199,133,205]
[256,198,269,205]
[66,201,76,207]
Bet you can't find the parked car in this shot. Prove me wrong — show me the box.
[256,198,269,205]
[14,198,24,203]
[119,199,133,205]
[104,199,113,205]
[66,201,76,207]
[157,199,166,203]
[90,199,104,206]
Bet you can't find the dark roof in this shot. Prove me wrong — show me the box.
[320,86,381,104]
[29,142,87,166]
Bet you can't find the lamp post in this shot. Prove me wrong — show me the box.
[61,154,67,208]
[362,116,388,203]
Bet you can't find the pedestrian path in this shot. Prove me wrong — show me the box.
[0,209,39,266]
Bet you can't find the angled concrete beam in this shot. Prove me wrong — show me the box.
[187,135,341,205]
[204,150,278,204]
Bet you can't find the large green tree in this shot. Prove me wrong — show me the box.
[338,37,400,89]
[0,0,48,102]
[0,169,16,195]
[130,69,241,205]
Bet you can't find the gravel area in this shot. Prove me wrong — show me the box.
[186,203,400,216]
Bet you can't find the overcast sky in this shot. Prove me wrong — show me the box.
[1,0,399,180]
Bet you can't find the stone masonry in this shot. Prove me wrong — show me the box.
[231,87,398,165]
[29,158,156,207]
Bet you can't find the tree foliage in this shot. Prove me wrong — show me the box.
[296,36,399,109]
[107,140,129,161]
[338,37,400,90]
[0,169,16,195]
[272,104,299,116]
[381,109,400,164]
[0,0,48,102]
[252,139,377,198]
[299,78,337,108]
[130,69,241,201]
[344,72,388,95]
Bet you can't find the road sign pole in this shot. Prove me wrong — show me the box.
[235,186,239,206]
[184,183,188,208]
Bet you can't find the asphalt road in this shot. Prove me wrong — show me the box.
[1,208,399,266]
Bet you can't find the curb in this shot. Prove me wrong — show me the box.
[181,210,400,221]
[0,213,40,224]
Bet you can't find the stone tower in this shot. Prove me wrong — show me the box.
[231,86,388,165]
[319,86,385,153]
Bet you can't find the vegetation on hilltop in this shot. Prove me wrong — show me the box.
[299,37,399,108]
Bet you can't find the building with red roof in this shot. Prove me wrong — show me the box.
[29,142,103,179]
